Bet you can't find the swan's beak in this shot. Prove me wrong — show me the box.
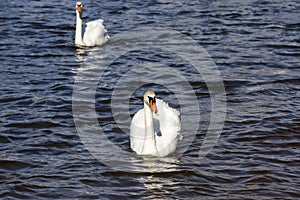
[149,100,158,114]
[77,5,82,18]
[77,6,82,13]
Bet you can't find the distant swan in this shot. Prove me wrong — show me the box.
[130,90,181,157]
[75,2,109,47]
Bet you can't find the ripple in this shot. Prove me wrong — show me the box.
[0,160,34,170]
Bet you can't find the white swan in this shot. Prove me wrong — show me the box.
[130,90,181,157]
[75,2,109,47]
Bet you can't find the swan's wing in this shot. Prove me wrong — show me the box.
[155,99,180,133]
[130,109,145,154]
[153,99,181,155]
[83,19,109,46]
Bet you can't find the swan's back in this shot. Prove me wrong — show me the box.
[83,19,109,46]
[130,99,181,157]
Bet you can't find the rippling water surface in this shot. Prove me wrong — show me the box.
[1,0,300,199]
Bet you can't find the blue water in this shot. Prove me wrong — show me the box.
[1,0,299,199]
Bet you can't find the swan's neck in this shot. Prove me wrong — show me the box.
[143,102,157,153]
[75,11,84,46]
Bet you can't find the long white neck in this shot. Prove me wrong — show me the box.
[75,11,84,46]
[142,102,157,154]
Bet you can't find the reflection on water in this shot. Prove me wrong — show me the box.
[141,175,178,195]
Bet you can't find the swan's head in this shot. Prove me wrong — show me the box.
[144,90,158,114]
[76,2,83,18]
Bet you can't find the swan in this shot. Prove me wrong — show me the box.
[130,90,181,157]
[75,2,109,47]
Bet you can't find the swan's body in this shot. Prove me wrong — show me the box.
[75,2,109,47]
[130,90,181,157]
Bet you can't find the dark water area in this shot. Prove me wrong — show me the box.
[1,0,300,199]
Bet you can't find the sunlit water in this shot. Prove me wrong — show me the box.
[1,0,299,199]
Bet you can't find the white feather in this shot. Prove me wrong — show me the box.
[130,97,181,157]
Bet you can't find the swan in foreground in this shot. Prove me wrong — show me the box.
[75,2,109,47]
[130,90,181,157]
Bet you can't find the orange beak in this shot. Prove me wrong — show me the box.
[77,5,82,14]
[149,100,157,113]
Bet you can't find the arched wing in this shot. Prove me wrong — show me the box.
[153,99,181,155]
[83,19,108,46]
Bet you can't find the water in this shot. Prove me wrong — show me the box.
[1,0,299,199]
